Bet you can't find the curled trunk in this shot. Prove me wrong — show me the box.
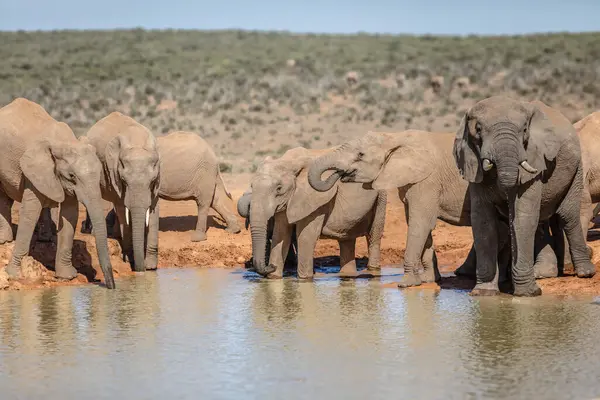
[131,206,147,272]
[308,153,342,192]
[86,203,116,289]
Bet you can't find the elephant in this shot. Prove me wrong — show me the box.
[237,189,298,270]
[81,131,242,242]
[453,95,595,296]
[85,112,160,272]
[307,129,562,288]
[0,98,115,288]
[248,146,386,279]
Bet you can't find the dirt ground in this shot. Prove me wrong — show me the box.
[2,172,600,296]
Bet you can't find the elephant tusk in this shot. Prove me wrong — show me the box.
[125,207,130,225]
[145,208,150,227]
[520,161,538,174]
[482,158,493,171]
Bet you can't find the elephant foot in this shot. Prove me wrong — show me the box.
[576,261,596,278]
[534,262,558,279]
[225,223,242,234]
[470,282,499,296]
[5,263,22,279]
[266,272,283,279]
[0,235,13,245]
[191,230,207,242]
[419,267,439,283]
[513,282,542,297]
[339,264,358,277]
[145,257,158,271]
[397,273,421,288]
[366,266,382,276]
[55,265,78,281]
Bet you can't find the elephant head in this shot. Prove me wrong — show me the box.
[308,130,435,191]
[453,96,561,190]
[249,148,338,276]
[20,137,116,288]
[105,134,160,272]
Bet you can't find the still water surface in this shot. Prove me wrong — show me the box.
[1,267,600,399]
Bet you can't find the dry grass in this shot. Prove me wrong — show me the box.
[1,29,600,172]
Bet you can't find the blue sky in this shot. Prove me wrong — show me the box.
[1,0,599,35]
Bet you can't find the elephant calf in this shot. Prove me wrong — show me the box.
[248,147,386,279]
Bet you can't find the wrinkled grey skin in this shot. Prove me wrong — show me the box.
[248,147,386,279]
[85,112,160,273]
[237,190,298,269]
[0,98,115,288]
[308,129,561,289]
[453,96,595,296]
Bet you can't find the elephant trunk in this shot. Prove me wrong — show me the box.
[250,203,276,276]
[308,152,342,192]
[130,206,148,272]
[492,132,522,191]
[85,202,116,289]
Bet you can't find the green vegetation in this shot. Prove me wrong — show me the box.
[1,29,599,171]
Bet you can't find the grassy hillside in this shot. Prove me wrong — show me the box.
[1,29,599,172]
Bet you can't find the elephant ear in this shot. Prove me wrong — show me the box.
[372,144,435,190]
[286,168,337,224]
[453,114,483,183]
[20,139,65,203]
[521,104,563,184]
[105,135,126,197]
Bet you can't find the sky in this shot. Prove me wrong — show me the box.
[1,0,599,35]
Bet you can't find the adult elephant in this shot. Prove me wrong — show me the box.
[85,112,160,272]
[453,96,595,296]
[307,129,559,288]
[0,98,115,288]
[248,147,386,279]
[82,131,241,242]
[237,189,298,270]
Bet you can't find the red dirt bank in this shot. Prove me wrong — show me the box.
[1,173,600,296]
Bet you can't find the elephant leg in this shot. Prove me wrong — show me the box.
[114,204,133,264]
[366,191,386,271]
[267,213,293,279]
[454,244,476,278]
[55,195,79,280]
[80,209,93,234]
[0,190,14,244]
[470,184,500,296]
[211,185,242,234]
[509,184,542,297]
[284,227,298,270]
[556,168,596,278]
[6,187,43,278]
[191,198,210,242]
[533,221,558,279]
[295,213,325,280]
[339,239,357,276]
[36,208,55,243]
[145,202,159,271]
[420,233,440,283]
[398,195,438,288]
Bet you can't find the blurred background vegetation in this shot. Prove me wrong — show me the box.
[1,29,599,172]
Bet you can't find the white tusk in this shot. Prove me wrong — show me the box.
[482,158,493,171]
[145,208,150,227]
[125,207,130,225]
[520,161,538,174]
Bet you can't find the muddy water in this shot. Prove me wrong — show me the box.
[1,267,600,399]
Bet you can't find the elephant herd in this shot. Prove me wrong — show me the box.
[1,95,600,297]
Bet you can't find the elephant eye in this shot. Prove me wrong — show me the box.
[356,152,365,161]
[276,184,283,194]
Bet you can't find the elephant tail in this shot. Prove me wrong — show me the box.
[216,171,233,200]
